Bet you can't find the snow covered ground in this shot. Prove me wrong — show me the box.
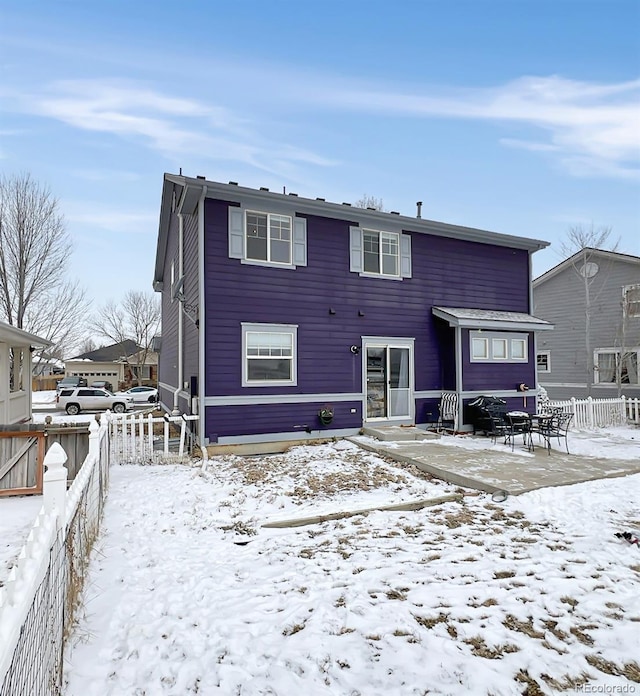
[53,434,640,696]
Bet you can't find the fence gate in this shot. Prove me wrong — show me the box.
[0,427,45,497]
[109,411,200,463]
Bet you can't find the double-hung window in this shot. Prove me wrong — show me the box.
[350,226,411,279]
[242,323,298,386]
[246,212,292,264]
[363,230,399,276]
[229,207,307,269]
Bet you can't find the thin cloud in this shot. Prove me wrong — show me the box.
[7,71,640,181]
[314,74,640,179]
[65,207,157,234]
[13,79,336,177]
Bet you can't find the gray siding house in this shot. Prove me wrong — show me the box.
[533,248,640,400]
[153,173,553,448]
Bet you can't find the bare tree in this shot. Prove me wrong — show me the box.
[560,224,620,396]
[0,172,90,357]
[92,291,161,386]
[354,194,385,211]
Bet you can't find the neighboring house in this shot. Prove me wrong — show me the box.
[32,353,64,376]
[0,320,51,424]
[533,248,640,400]
[153,173,553,448]
[65,340,158,390]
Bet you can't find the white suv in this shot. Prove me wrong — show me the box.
[56,387,134,415]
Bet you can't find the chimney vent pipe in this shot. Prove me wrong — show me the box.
[416,201,423,219]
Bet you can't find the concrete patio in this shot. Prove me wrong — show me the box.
[352,426,640,495]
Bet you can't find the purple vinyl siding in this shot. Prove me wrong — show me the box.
[154,176,548,443]
[158,213,180,408]
[182,210,199,395]
[204,203,531,397]
[205,401,363,441]
[199,199,533,439]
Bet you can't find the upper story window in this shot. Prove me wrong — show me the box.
[241,323,298,387]
[623,284,640,318]
[246,212,291,264]
[229,207,307,269]
[363,230,399,276]
[350,226,411,280]
[470,331,529,363]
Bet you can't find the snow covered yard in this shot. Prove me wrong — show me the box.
[61,439,640,696]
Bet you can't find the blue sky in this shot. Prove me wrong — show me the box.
[1,0,639,307]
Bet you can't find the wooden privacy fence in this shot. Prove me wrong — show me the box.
[549,395,640,430]
[0,424,93,498]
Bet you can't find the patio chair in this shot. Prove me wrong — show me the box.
[485,404,508,444]
[536,411,573,454]
[437,392,458,433]
[504,412,534,452]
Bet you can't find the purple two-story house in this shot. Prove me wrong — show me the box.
[153,173,553,450]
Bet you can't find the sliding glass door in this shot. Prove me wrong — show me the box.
[365,344,412,420]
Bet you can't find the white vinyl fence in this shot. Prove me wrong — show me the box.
[0,417,110,696]
[109,411,200,463]
[548,395,640,430]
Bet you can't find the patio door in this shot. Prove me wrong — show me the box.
[365,344,412,420]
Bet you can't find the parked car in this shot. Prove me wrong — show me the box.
[91,380,113,392]
[56,387,134,415]
[115,386,159,403]
[56,376,88,392]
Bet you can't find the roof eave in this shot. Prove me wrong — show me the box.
[162,173,550,253]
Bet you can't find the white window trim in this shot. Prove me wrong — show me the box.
[361,228,401,278]
[623,284,640,318]
[492,338,508,361]
[241,323,298,387]
[537,350,551,373]
[470,331,529,363]
[593,346,640,385]
[245,210,293,267]
[472,337,489,360]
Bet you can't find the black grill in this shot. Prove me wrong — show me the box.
[466,395,507,434]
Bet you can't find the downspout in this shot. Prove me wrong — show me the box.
[172,212,184,415]
[455,325,463,431]
[197,186,207,447]
[529,252,540,406]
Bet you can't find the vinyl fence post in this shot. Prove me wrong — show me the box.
[88,418,100,458]
[43,443,68,523]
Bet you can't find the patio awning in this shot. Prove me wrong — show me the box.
[432,307,554,332]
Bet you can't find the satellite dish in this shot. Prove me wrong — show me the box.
[579,262,599,278]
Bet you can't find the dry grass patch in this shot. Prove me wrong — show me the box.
[413,612,449,629]
[542,620,569,641]
[503,615,545,639]
[515,670,545,695]
[540,672,589,691]
[464,636,520,659]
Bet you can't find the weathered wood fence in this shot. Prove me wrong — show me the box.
[0,424,93,498]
